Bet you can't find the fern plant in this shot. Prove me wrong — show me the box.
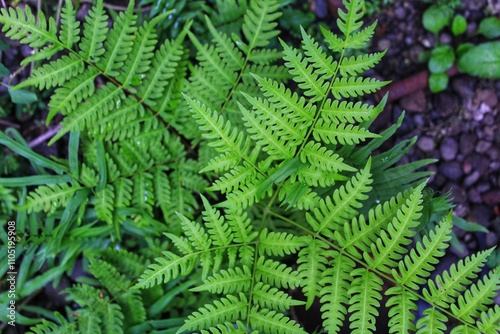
[0,0,498,333]
[134,1,500,333]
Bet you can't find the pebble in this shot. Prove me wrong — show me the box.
[463,160,473,174]
[459,133,476,155]
[482,190,500,205]
[440,138,458,161]
[473,103,491,121]
[464,170,481,187]
[490,161,500,172]
[468,188,483,203]
[487,147,500,160]
[417,136,435,152]
[400,90,426,112]
[439,32,452,44]
[463,0,487,11]
[465,153,489,174]
[486,232,499,248]
[476,140,491,153]
[440,161,463,181]
[378,38,391,51]
[452,78,475,100]
[395,7,406,19]
[476,89,498,108]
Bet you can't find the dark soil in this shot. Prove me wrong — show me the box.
[364,0,500,255]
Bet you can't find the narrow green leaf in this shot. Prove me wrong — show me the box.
[0,131,68,174]
[256,157,307,198]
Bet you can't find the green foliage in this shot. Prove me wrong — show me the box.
[422,4,500,92]
[0,0,498,333]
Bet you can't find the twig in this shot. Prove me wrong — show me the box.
[28,124,61,148]
[79,0,152,12]
[0,119,20,128]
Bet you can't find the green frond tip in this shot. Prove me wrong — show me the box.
[306,158,373,236]
[249,307,307,334]
[337,0,365,37]
[134,251,196,289]
[0,5,59,49]
[179,293,248,333]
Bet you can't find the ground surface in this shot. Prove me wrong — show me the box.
[356,0,500,255]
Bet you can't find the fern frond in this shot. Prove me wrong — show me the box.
[416,307,448,334]
[224,173,266,210]
[306,159,372,237]
[365,182,425,272]
[313,118,378,145]
[450,267,500,324]
[331,76,389,99]
[200,151,241,173]
[135,251,195,289]
[297,238,329,309]
[29,313,78,334]
[337,201,392,259]
[339,51,386,76]
[423,248,494,309]
[319,251,356,333]
[253,282,305,312]
[191,266,252,295]
[258,228,305,257]
[94,184,114,225]
[201,321,248,334]
[51,83,125,143]
[477,304,500,333]
[79,314,102,334]
[208,163,257,194]
[179,293,248,333]
[241,0,281,51]
[131,171,154,214]
[385,286,418,333]
[47,67,98,121]
[345,21,377,50]
[88,256,146,327]
[206,16,244,68]
[79,0,108,62]
[281,40,328,102]
[249,307,306,334]
[300,26,337,77]
[59,0,80,48]
[320,99,381,123]
[300,141,356,173]
[177,213,211,252]
[226,208,258,244]
[138,38,185,106]
[101,303,124,334]
[252,74,314,125]
[16,52,83,90]
[96,1,137,76]
[255,257,301,289]
[22,182,80,213]
[337,0,364,37]
[0,5,59,50]
[347,268,383,334]
[184,95,250,156]
[240,93,307,159]
[393,213,453,289]
[188,31,238,90]
[118,14,164,88]
[153,167,171,218]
